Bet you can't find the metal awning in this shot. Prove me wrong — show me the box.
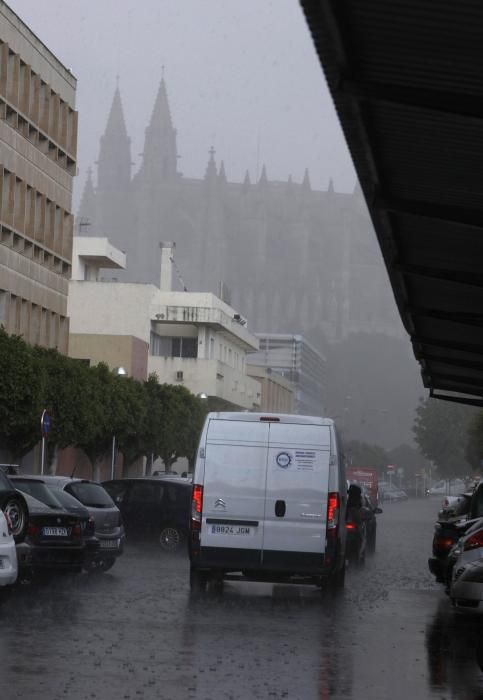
[301,0,483,405]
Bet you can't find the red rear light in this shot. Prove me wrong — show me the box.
[345,522,358,530]
[191,484,203,531]
[72,523,82,537]
[464,530,483,551]
[327,492,339,530]
[27,523,40,537]
[434,536,456,553]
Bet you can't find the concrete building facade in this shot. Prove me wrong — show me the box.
[68,241,262,410]
[247,333,326,416]
[0,1,77,353]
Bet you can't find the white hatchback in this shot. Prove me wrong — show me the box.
[0,509,18,593]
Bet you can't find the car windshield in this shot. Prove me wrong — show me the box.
[11,479,64,509]
[67,482,115,508]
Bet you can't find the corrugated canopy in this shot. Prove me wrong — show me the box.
[301,0,483,406]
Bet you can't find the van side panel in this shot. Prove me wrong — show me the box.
[263,424,330,562]
[200,419,269,559]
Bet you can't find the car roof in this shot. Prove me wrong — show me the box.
[106,477,192,489]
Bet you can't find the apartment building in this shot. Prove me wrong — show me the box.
[0,2,77,352]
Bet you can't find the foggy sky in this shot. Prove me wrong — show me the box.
[7,0,356,204]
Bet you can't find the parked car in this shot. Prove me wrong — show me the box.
[428,479,467,497]
[428,479,483,585]
[102,477,191,552]
[0,469,28,542]
[438,493,473,522]
[15,492,85,577]
[10,478,101,570]
[0,510,18,600]
[450,535,483,614]
[379,481,408,502]
[13,476,125,573]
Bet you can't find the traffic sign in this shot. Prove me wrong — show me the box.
[41,410,51,437]
[386,464,396,473]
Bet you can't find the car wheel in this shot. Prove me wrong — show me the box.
[85,557,116,574]
[159,526,182,552]
[4,495,28,543]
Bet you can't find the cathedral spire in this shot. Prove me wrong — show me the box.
[140,74,178,180]
[242,169,251,193]
[258,164,268,186]
[302,168,311,191]
[218,160,227,184]
[77,166,96,229]
[204,146,217,181]
[97,83,131,193]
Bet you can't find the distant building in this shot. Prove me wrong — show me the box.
[246,365,295,415]
[77,77,403,346]
[68,241,262,410]
[247,334,326,416]
[0,2,77,353]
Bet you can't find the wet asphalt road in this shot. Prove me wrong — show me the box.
[1,498,483,700]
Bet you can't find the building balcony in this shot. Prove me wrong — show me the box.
[147,356,261,411]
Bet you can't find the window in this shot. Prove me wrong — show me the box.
[130,482,163,505]
[150,333,198,358]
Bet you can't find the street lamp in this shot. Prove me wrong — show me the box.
[111,367,128,480]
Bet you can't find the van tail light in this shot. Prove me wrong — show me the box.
[191,484,204,531]
[464,530,483,551]
[327,492,339,531]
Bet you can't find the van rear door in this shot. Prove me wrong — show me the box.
[201,418,269,565]
[262,422,331,570]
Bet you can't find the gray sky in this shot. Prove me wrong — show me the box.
[8,0,356,203]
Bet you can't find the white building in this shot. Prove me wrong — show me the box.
[68,240,262,410]
[247,333,326,416]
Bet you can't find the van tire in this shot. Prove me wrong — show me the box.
[190,567,209,592]
[326,562,345,595]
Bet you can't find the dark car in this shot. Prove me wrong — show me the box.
[345,483,382,564]
[9,476,99,569]
[428,480,483,585]
[103,478,191,552]
[0,469,28,542]
[25,476,125,572]
[15,492,85,576]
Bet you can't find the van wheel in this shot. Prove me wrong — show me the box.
[190,567,209,592]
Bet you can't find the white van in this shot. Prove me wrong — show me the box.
[189,412,347,592]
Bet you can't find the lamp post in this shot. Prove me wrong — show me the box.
[111,367,127,480]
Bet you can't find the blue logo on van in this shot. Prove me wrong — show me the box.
[276,452,292,468]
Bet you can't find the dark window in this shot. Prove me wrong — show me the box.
[130,483,164,504]
[11,479,63,509]
[67,482,115,508]
[104,481,130,505]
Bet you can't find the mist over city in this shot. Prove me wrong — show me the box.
[1,2,483,699]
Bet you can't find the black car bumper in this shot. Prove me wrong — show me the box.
[16,542,85,572]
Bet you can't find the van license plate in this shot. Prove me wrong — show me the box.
[42,527,68,536]
[211,525,251,536]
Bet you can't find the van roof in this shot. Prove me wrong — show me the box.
[206,412,334,426]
